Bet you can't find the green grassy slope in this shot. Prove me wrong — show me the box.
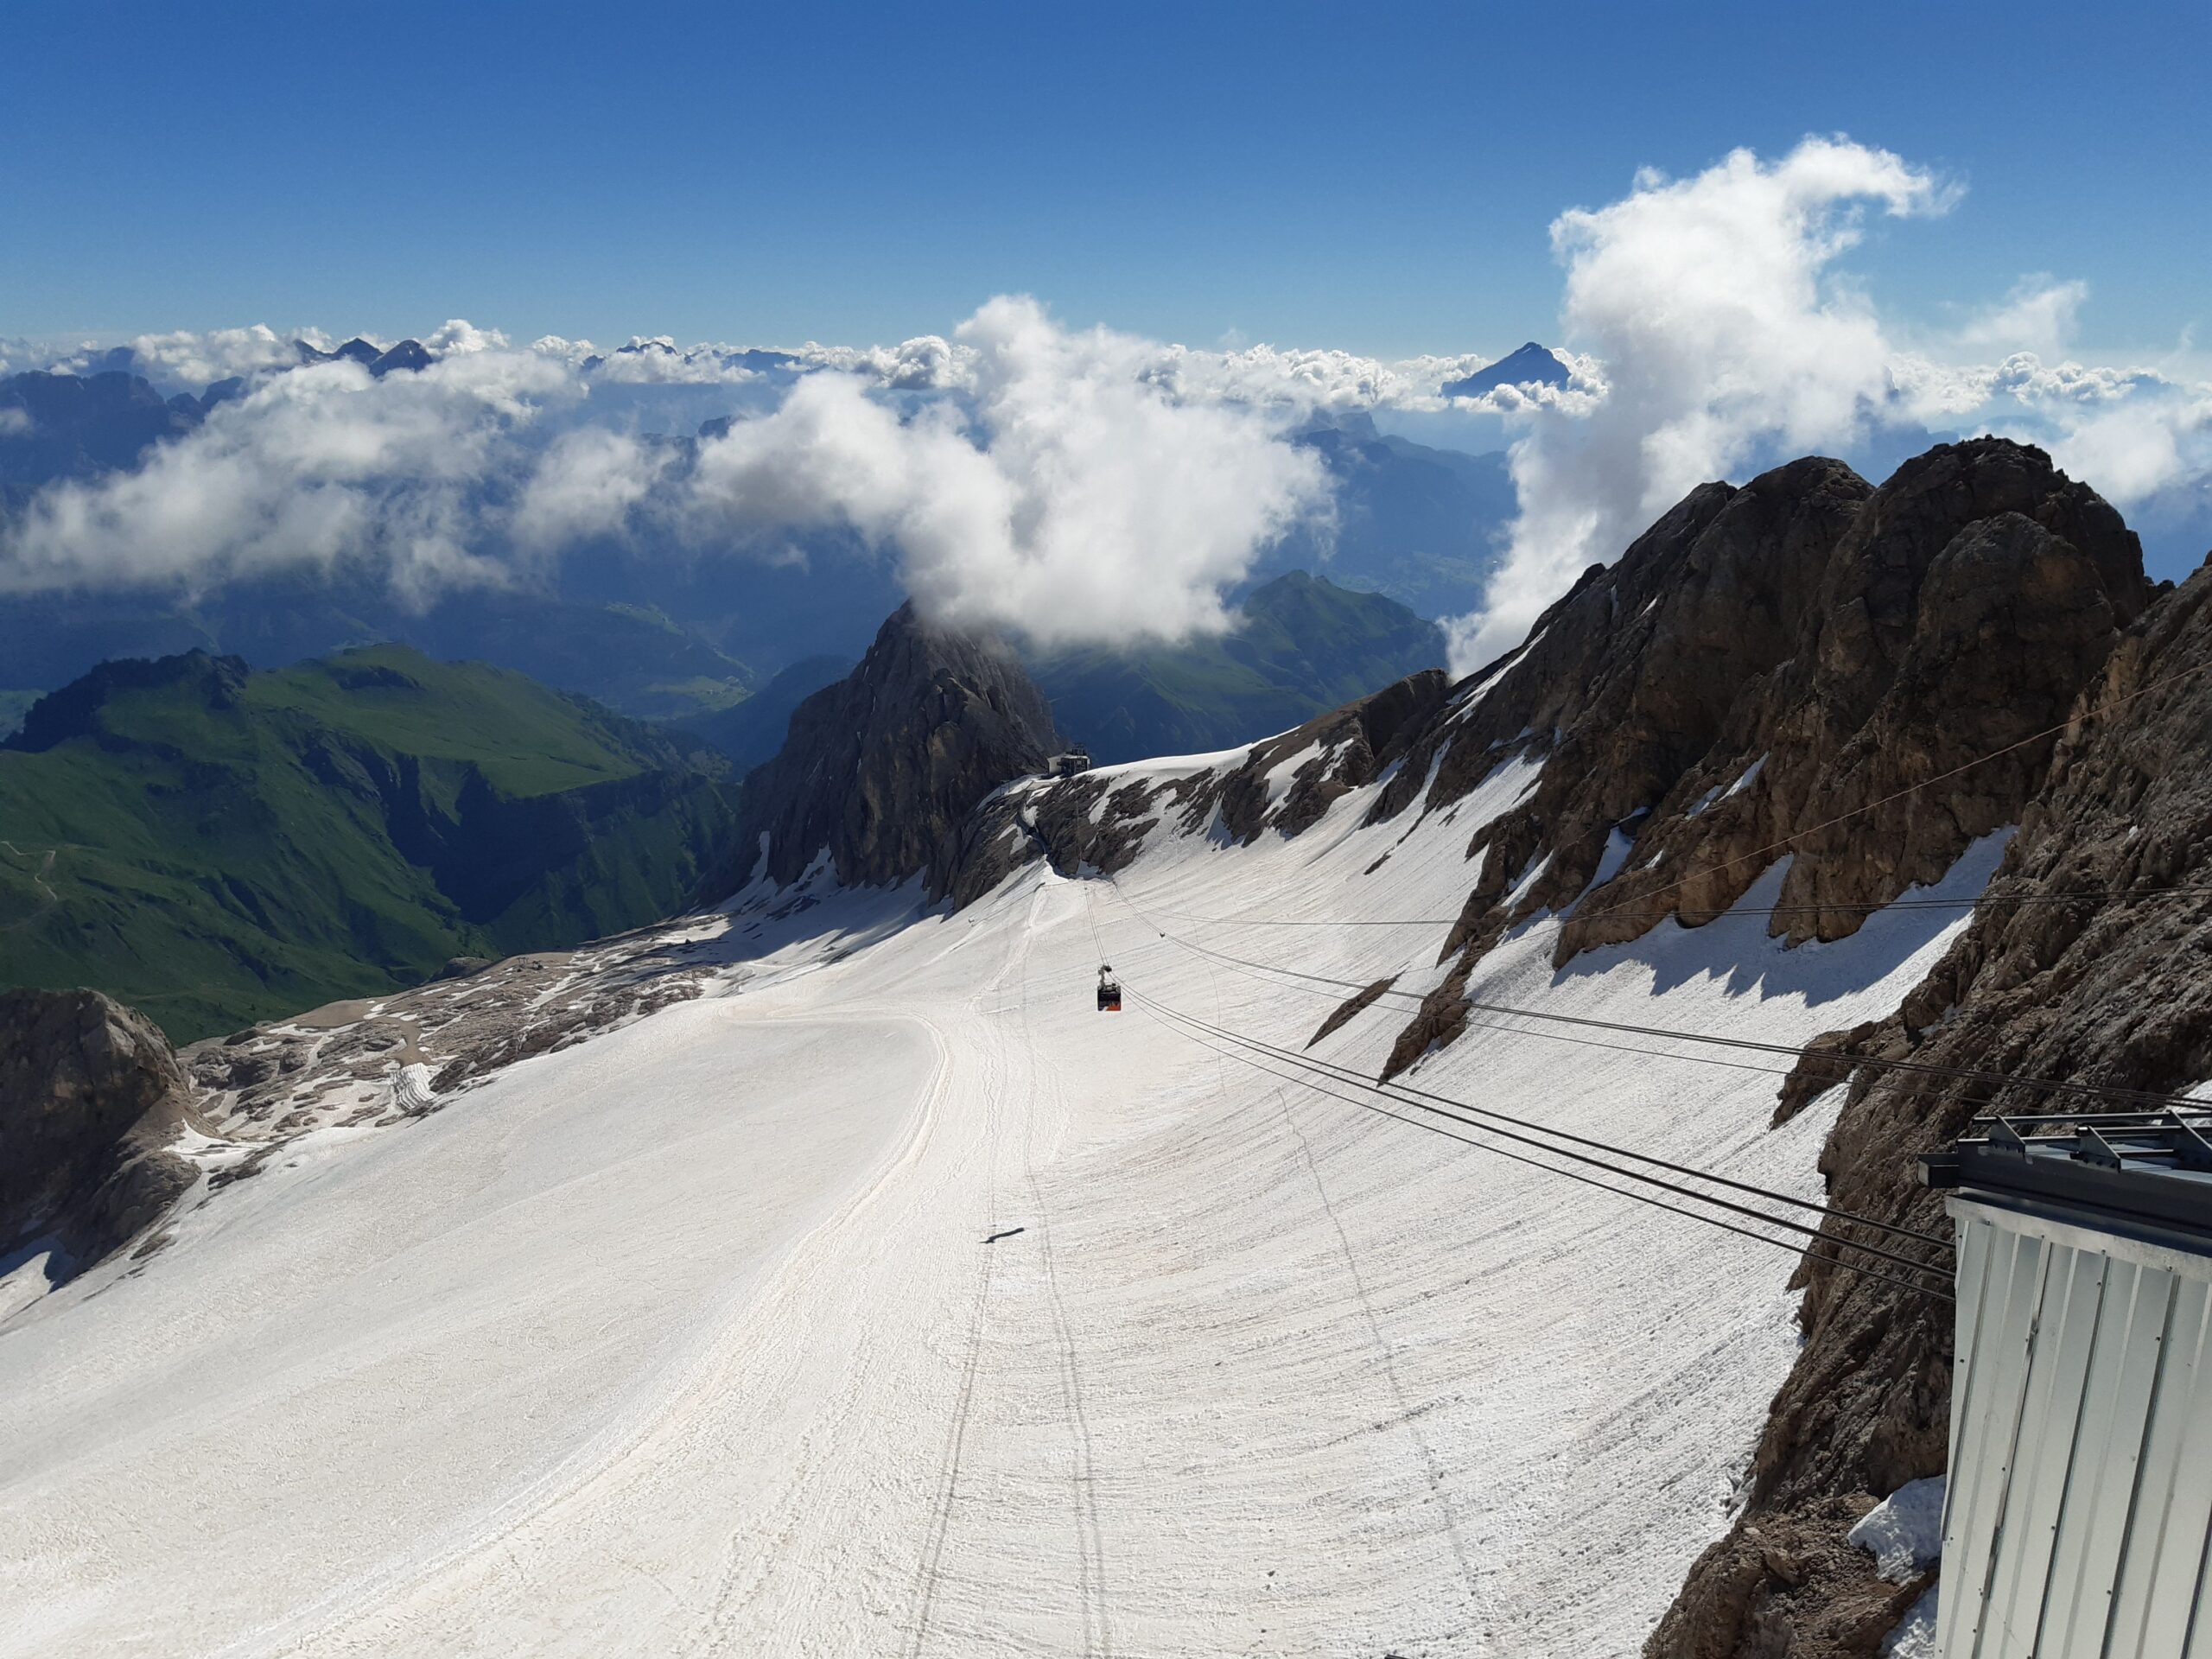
[0,645,738,1041]
[1030,571,1447,763]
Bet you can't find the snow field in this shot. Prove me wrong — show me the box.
[0,741,1994,1656]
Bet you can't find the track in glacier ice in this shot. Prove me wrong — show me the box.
[0,747,1999,1658]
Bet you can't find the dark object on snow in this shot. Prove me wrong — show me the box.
[1096,964,1122,1013]
[983,1226,1027,1243]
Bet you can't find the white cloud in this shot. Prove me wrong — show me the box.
[1954,276,2088,359]
[681,297,1332,646]
[509,426,671,553]
[10,245,2204,658]
[1,300,1332,647]
[584,337,761,385]
[422,319,509,356]
[122,324,303,385]
[2037,384,2212,507]
[0,407,31,436]
[792,334,969,391]
[0,348,577,603]
[1443,137,1953,673]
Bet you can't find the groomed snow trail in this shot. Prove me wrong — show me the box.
[0,745,1996,1657]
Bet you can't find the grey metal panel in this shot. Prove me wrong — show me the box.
[1940,1219,2027,1657]
[1939,1198,2212,1659]
[2043,1260,2175,1657]
[2114,1276,2212,1656]
[1949,1213,1997,1483]
[1980,1241,2108,1656]
[1942,1227,2049,1658]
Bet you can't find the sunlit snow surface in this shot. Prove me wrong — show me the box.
[0,741,1999,1658]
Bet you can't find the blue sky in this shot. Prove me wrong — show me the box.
[4,0,2207,359]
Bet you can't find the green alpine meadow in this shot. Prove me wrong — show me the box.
[0,644,738,1041]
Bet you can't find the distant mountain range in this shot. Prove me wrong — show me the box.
[1027,570,1444,762]
[0,567,1442,1042]
[0,646,737,1041]
[1259,410,1511,615]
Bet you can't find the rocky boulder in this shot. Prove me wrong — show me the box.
[2,988,200,1282]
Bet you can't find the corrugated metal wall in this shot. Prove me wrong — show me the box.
[1940,1201,2212,1657]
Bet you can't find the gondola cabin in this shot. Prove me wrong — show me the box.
[1096,965,1122,1012]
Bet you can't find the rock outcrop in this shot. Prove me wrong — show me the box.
[2,988,200,1282]
[1355,440,2149,1077]
[920,435,2181,1656]
[945,665,1451,905]
[1649,548,2212,1659]
[703,602,1060,904]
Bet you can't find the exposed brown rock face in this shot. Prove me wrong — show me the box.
[1650,554,2212,1659]
[1358,442,2145,1033]
[702,602,1059,904]
[946,666,1451,904]
[1,988,200,1280]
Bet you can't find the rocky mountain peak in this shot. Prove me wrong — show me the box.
[1440,341,1573,398]
[702,601,1059,902]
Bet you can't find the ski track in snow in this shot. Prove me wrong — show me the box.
[0,743,2000,1658]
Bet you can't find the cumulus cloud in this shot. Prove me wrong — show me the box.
[791,334,969,391]
[582,337,761,385]
[1444,137,1953,672]
[508,426,671,554]
[120,324,305,385]
[677,297,1331,645]
[0,348,577,602]
[2037,384,2212,508]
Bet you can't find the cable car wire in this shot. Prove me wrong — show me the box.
[1112,885,2211,1116]
[1570,656,2212,930]
[1124,984,1953,1303]
[1131,987,1950,1276]
[1133,978,1950,1251]
[1135,880,2212,930]
[1082,875,1949,1255]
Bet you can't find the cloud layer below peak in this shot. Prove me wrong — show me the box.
[5,139,2209,665]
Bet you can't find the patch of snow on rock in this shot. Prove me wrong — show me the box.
[1848,1474,1945,1580]
[1882,1583,1940,1656]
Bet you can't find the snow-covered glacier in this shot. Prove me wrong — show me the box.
[0,727,1995,1658]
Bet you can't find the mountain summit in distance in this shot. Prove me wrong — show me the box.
[1440,340,1572,398]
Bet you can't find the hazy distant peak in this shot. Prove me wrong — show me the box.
[1440,341,1571,398]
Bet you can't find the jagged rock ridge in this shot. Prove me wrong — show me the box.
[934,435,2180,1656]
[704,601,1060,903]
[1358,439,2150,1076]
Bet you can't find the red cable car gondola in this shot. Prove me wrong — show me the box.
[1096,964,1122,1012]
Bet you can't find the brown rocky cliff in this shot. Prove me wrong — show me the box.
[700,601,1059,904]
[2,987,201,1284]
[1649,555,2212,1658]
[1363,440,2148,1078]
